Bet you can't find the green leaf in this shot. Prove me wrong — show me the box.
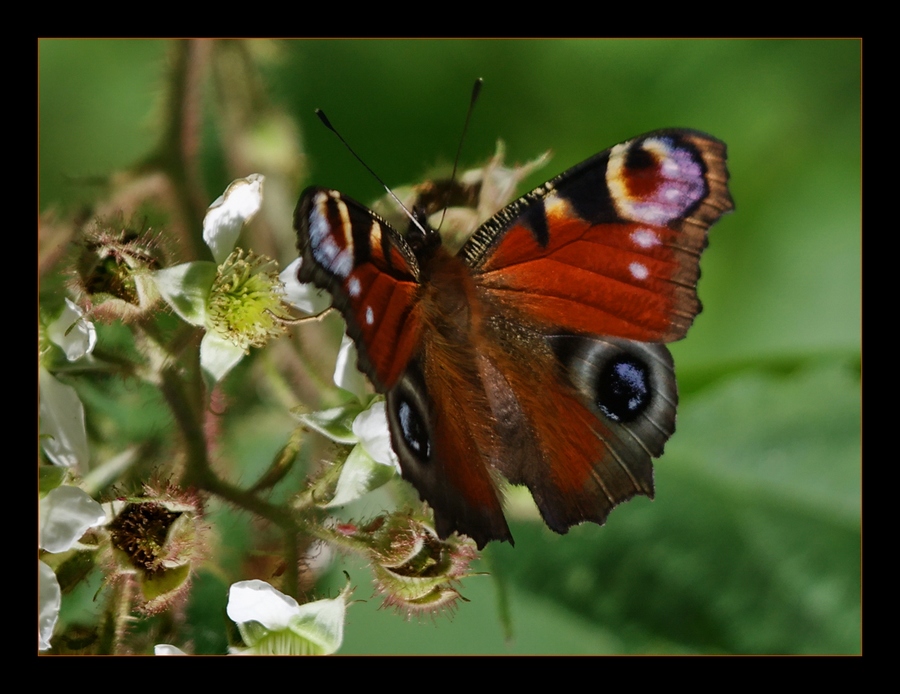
[500,361,861,654]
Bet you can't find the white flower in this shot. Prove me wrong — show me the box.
[154,174,266,326]
[203,174,265,264]
[297,333,398,508]
[39,561,61,651]
[279,258,330,315]
[47,298,97,361]
[39,367,88,469]
[154,175,281,385]
[38,486,105,651]
[333,333,368,402]
[227,579,300,631]
[226,579,350,655]
[40,300,95,469]
[335,335,397,470]
[154,644,187,655]
[352,401,396,469]
[40,485,106,553]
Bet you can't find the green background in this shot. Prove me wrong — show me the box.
[39,39,860,654]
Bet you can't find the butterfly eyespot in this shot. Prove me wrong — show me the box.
[546,334,666,427]
[386,365,434,467]
[397,398,431,461]
[595,355,651,423]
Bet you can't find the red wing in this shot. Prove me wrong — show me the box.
[482,338,675,536]
[295,188,422,390]
[461,130,733,343]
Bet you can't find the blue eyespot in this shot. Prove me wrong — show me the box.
[596,356,650,423]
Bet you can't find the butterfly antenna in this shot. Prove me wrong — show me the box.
[314,108,428,236]
[437,78,484,231]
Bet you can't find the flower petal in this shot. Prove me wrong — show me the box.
[326,442,396,507]
[154,644,187,655]
[203,174,265,264]
[296,403,362,445]
[200,330,247,385]
[39,367,89,469]
[47,298,97,361]
[352,401,398,469]
[152,261,217,327]
[334,334,368,401]
[39,485,106,553]
[286,592,347,655]
[227,579,300,632]
[39,561,61,651]
[279,259,331,315]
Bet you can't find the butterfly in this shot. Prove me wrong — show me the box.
[294,128,733,549]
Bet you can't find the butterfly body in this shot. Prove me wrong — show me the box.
[295,129,733,548]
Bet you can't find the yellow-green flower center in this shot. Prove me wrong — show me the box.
[207,249,292,352]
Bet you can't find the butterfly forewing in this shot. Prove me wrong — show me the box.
[295,187,423,390]
[462,130,733,343]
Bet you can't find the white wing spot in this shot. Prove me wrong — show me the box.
[662,158,681,176]
[365,306,374,325]
[629,262,649,281]
[348,276,361,297]
[631,228,660,248]
[664,187,682,202]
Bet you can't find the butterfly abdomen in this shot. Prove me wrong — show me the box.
[387,249,514,547]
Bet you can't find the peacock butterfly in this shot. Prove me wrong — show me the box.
[294,126,733,549]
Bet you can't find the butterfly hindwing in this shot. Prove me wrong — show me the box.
[387,354,513,548]
[470,315,677,538]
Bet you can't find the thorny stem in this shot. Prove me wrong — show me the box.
[68,41,350,610]
[132,40,323,599]
[158,347,313,600]
[139,40,212,261]
[159,356,209,489]
[112,578,136,655]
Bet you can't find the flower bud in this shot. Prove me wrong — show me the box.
[341,512,478,618]
[105,483,208,614]
[73,219,164,322]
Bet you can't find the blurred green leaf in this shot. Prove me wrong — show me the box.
[499,361,860,654]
